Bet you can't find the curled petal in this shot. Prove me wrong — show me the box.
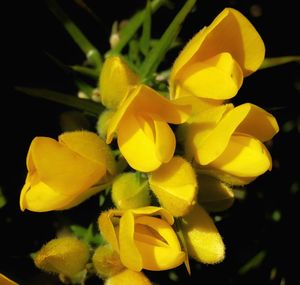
[181,204,225,264]
[209,134,272,177]
[173,52,243,100]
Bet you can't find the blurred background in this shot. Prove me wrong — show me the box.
[3,0,300,284]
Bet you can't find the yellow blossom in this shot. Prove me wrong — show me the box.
[181,204,225,264]
[99,56,140,110]
[181,103,279,184]
[98,206,185,271]
[34,236,90,278]
[169,8,265,101]
[0,273,19,285]
[106,84,190,172]
[149,156,198,217]
[20,130,117,212]
[105,269,152,285]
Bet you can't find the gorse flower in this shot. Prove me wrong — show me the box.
[17,1,284,284]
[98,206,186,271]
[169,7,265,101]
[20,130,116,211]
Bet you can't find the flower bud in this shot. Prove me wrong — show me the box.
[111,172,151,210]
[96,110,115,139]
[105,269,152,285]
[34,236,89,278]
[92,244,125,279]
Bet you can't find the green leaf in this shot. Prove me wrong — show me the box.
[238,250,267,275]
[139,0,152,56]
[15,87,104,116]
[260,56,300,69]
[140,0,196,80]
[0,188,7,208]
[107,0,166,56]
[46,0,102,71]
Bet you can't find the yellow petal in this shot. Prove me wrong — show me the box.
[170,7,265,92]
[30,136,105,195]
[98,211,120,252]
[0,273,19,285]
[34,236,89,278]
[209,134,272,177]
[130,206,174,225]
[134,216,185,270]
[59,130,117,176]
[105,269,152,285]
[119,211,143,271]
[197,174,234,212]
[173,52,243,100]
[149,156,198,217]
[181,204,225,264]
[195,103,254,165]
[99,56,140,109]
[106,85,190,144]
[117,115,162,172]
[236,104,279,142]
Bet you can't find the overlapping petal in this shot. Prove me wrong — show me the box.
[20,131,116,212]
[170,7,265,100]
[98,207,185,271]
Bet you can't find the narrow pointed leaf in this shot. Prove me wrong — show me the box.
[140,0,196,80]
[260,56,300,69]
[46,0,102,70]
[139,0,152,56]
[15,87,104,116]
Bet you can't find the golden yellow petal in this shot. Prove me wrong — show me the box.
[0,273,19,285]
[119,211,143,271]
[105,269,152,285]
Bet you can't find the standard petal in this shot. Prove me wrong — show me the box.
[182,204,225,264]
[174,52,243,100]
[59,130,117,175]
[209,134,272,177]
[119,211,143,271]
[149,156,198,217]
[236,103,279,142]
[117,115,162,172]
[195,103,253,165]
[30,137,105,195]
[99,56,140,109]
[170,7,265,85]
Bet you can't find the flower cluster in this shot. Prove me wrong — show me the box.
[18,6,278,285]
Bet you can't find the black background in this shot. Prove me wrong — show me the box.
[2,0,300,284]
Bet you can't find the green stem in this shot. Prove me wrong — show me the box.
[46,0,102,71]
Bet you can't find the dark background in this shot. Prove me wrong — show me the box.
[2,0,299,284]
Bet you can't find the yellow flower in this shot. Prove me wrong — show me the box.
[106,84,190,172]
[99,56,140,110]
[181,203,225,264]
[98,206,185,271]
[169,8,265,101]
[20,130,116,212]
[105,269,152,285]
[0,273,19,285]
[149,156,198,217]
[34,236,90,278]
[182,103,279,184]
